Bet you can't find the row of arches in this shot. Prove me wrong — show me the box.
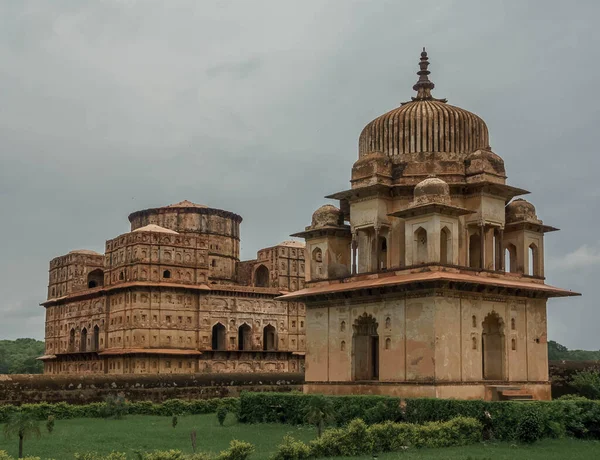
[210,323,277,351]
[68,325,100,352]
[350,312,509,381]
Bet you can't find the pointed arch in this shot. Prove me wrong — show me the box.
[414,227,428,264]
[505,244,517,273]
[238,323,252,351]
[87,269,104,288]
[254,265,269,287]
[80,327,88,352]
[263,324,277,351]
[69,328,75,352]
[93,325,100,351]
[529,243,540,276]
[482,312,505,380]
[440,226,452,264]
[211,323,226,351]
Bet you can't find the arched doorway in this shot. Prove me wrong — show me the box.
[263,325,276,351]
[482,312,505,380]
[505,244,517,273]
[255,265,270,287]
[352,313,379,381]
[211,323,226,350]
[238,324,252,350]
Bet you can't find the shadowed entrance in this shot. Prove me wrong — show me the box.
[352,313,379,381]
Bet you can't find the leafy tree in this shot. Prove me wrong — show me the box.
[0,339,45,375]
[3,411,41,458]
[548,340,600,361]
[571,370,600,399]
[304,396,335,438]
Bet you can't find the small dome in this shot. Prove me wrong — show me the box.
[311,205,343,228]
[465,149,506,178]
[133,224,179,234]
[413,177,450,206]
[506,199,539,223]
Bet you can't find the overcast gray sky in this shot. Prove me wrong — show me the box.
[1,0,598,349]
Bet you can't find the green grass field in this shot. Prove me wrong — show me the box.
[0,414,598,460]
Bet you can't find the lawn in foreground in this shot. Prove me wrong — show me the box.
[0,414,316,459]
[0,414,598,460]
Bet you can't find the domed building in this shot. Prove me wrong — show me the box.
[40,200,306,375]
[286,49,579,400]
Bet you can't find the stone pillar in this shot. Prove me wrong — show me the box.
[351,232,358,275]
[498,228,504,271]
[479,224,486,270]
[374,226,380,272]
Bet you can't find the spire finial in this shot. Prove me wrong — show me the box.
[412,47,435,99]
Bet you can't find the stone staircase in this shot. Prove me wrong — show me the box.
[487,385,534,401]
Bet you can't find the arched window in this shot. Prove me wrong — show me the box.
[414,227,428,264]
[511,338,517,351]
[341,340,346,351]
[385,338,391,350]
[211,323,226,351]
[440,227,451,264]
[472,315,477,328]
[472,336,477,350]
[469,232,481,269]
[93,325,100,351]
[119,271,124,281]
[312,247,323,262]
[385,317,391,329]
[263,325,277,351]
[80,328,88,352]
[511,318,516,331]
[238,324,252,351]
[254,265,270,287]
[163,270,171,279]
[505,244,517,273]
[340,321,346,332]
[69,328,75,352]
[87,269,104,288]
[529,243,539,276]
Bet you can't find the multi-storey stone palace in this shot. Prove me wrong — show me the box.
[41,50,579,400]
[40,200,306,375]
[281,49,579,400]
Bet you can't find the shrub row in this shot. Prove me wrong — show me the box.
[239,392,600,440]
[238,393,403,425]
[0,397,239,423]
[0,440,254,460]
[272,417,482,460]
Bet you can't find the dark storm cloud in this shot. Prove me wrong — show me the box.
[0,0,598,349]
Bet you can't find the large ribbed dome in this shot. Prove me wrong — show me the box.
[358,49,489,158]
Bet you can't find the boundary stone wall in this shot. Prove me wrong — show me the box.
[0,372,304,405]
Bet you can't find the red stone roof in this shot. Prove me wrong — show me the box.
[278,271,580,300]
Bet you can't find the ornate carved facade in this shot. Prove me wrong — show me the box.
[284,50,580,401]
[40,201,305,375]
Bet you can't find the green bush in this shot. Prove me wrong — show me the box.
[239,392,402,426]
[100,395,128,420]
[216,406,228,426]
[571,370,600,400]
[272,416,483,459]
[515,407,544,443]
[0,397,238,424]
[46,415,55,434]
[216,440,254,460]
